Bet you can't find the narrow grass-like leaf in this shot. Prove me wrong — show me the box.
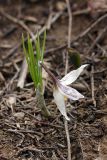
[22,35,33,81]
[22,31,46,92]
[35,32,43,90]
[27,35,37,87]
[41,30,46,62]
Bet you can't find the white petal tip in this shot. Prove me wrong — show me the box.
[83,64,89,67]
[76,94,84,100]
[65,116,70,121]
[81,95,84,99]
[60,64,89,85]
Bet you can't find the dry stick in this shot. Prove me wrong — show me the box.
[45,44,66,55]
[88,27,107,108]
[91,64,96,107]
[78,136,85,160]
[73,8,107,16]
[17,58,28,88]
[3,9,66,61]
[46,12,53,30]
[64,119,71,160]
[87,27,107,54]
[72,13,107,42]
[0,10,34,39]
[88,34,106,54]
[2,26,17,38]
[3,11,107,61]
[65,0,72,75]
[45,13,107,56]
[72,8,90,16]
[21,110,63,129]
[17,10,66,88]
[65,0,72,160]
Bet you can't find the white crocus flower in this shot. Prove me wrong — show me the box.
[40,62,88,121]
[53,64,88,121]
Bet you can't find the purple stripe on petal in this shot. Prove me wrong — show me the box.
[57,81,84,101]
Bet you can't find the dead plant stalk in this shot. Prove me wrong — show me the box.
[65,0,72,160]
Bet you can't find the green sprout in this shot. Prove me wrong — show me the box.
[22,32,50,117]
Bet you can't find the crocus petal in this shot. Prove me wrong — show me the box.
[53,88,70,121]
[57,81,84,101]
[60,64,88,85]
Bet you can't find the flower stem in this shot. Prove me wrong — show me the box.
[36,87,50,117]
[40,62,57,85]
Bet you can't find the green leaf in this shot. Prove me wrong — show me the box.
[29,37,36,82]
[22,31,46,92]
[41,30,46,62]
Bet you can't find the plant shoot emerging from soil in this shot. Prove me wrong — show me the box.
[22,32,88,120]
[41,63,88,120]
[22,32,50,117]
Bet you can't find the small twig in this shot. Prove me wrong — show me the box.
[78,136,85,160]
[4,128,25,146]
[73,13,107,42]
[64,119,71,160]
[67,3,72,48]
[0,10,34,39]
[45,13,107,57]
[0,70,19,96]
[57,150,66,160]
[65,0,72,75]
[17,58,28,88]
[2,26,17,38]
[91,64,96,107]
[44,44,66,55]
[88,34,106,54]
[95,110,107,115]
[17,147,43,156]
[2,42,21,60]
[87,27,107,54]
[72,8,90,16]
[21,109,63,129]
[65,0,72,160]
[46,12,53,30]
[3,12,107,62]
